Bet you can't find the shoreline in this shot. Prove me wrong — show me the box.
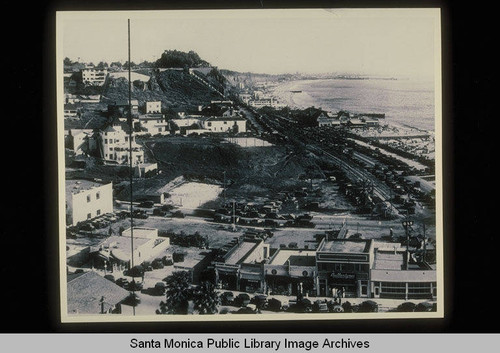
[270,78,435,134]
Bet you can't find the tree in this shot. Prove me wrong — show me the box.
[64,57,73,66]
[192,281,220,315]
[157,271,191,315]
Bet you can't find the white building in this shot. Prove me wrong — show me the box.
[248,97,286,109]
[99,124,144,166]
[67,129,94,155]
[203,117,247,133]
[145,101,161,114]
[81,68,108,86]
[66,179,113,226]
[138,114,169,135]
[170,117,203,128]
[97,227,170,265]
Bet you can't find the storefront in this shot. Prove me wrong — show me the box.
[315,238,373,298]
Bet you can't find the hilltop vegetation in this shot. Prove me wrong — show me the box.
[155,50,210,69]
[101,50,230,111]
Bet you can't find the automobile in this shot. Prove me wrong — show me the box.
[266,298,282,312]
[220,291,235,306]
[234,293,251,307]
[138,201,154,208]
[115,278,129,288]
[103,274,115,283]
[128,280,143,291]
[152,259,164,269]
[153,208,167,216]
[154,282,166,295]
[312,300,329,313]
[356,300,379,313]
[250,294,268,309]
[234,306,257,314]
[132,210,149,219]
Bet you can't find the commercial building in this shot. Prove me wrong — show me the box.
[214,238,270,293]
[370,242,436,300]
[315,238,373,298]
[65,179,113,226]
[264,249,317,296]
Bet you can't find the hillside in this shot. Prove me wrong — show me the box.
[102,69,225,111]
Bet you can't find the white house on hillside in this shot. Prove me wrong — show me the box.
[203,116,247,133]
[145,101,161,114]
[81,67,108,86]
[98,124,144,166]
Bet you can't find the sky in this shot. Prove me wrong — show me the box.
[58,9,440,78]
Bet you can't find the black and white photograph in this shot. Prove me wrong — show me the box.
[56,8,443,322]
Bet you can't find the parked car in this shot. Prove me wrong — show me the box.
[115,278,129,288]
[103,274,115,283]
[266,298,282,312]
[220,291,235,306]
[234,293,251,307]
[154,282,166,295]
[138,201,154,208]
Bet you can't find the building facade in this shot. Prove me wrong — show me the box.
[66,180,113,226]
[81,68,108,86]
[98,124,144,166]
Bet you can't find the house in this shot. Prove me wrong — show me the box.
[81,67,108,86]
[145,101,162,114]
[134,163,158,178]
[64,103,81,118]
[107,99,139,119]
[347,118,366,128]
[67,271,129,314]
[98,123,144,166]
[360,116,380,127]
[203,116,247,133]
[65,179,113,226]
[138,114,169,135]
[67,129,94,155]
[317,114,341,127]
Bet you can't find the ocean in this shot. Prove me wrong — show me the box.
[273,78,436,132]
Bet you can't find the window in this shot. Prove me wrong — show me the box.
[87,195,91,203]
[96,192,100,200]
[105,139,108,143]
[87,213,91,219]
[96,209,101,216]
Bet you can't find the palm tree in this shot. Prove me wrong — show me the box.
[192,281,220,315]
[157,271,191,315]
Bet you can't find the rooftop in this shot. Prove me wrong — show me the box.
[66,179,110,195]
[206,116,246,122]
[317,239,371,253]
[268,249,317,266]
[372,251,406,270]
[67,271,129,314]
[223,239,261,265]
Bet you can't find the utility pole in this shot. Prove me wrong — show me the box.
[127,18,135,317]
